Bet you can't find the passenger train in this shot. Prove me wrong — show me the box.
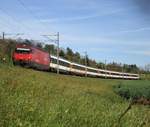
[12,44,140,80]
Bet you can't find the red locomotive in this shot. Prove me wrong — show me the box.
[12,43,50,70]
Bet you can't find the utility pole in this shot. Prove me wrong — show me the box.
[1,32,24,40]
[42,32,60,74]
[12,33,24,39]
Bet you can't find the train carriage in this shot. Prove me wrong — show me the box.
[12,44,140,80]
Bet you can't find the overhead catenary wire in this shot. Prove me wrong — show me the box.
[0,20,13,32]
[0,16,24,40]
[16,0,52,33]
[0,11,15,31]
[0,0,57,42]
[0,6,36,39]
[0,8,22,32]
[0,15,25,39]
[1,32,23,40]
[42,32,60,74]
[0,7,29,32]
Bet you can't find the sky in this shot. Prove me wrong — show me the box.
[0,0,150,66]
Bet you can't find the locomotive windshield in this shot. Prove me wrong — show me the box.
[15,48,31,54]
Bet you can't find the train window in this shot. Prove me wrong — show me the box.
[111,72,120,76]
[87,68,97,73]
[51,58,70,67]
[106,72,110,74]
[59,60,70,67]
[99,71,105,74]
[51,58,57,64]
[73,65,85,71]
[129,75,138,77]
[15,48,31,54]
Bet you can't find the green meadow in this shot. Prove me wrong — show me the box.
[0,64,150,127]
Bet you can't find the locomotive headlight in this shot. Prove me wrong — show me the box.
[28,55,32,59]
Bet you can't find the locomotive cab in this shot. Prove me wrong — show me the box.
[12,44,50,70]
[13,44,32,65]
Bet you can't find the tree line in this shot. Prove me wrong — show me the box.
[0,38,147,74]
[43,43,140,73]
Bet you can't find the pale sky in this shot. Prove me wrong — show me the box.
[0,0,150,66]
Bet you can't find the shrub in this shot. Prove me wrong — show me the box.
[114,81,150,100]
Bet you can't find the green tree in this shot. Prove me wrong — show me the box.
[59,49,65,58]
[73,52,81,63]
[66,47,74,61]
[97,62,105,69]
[36,43,43,49]
[44,44,56,55]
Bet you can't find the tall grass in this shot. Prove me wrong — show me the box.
[0,64,150,127]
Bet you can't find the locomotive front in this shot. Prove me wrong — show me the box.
[12,44,32,66]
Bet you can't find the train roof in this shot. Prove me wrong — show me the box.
[50,55,71,64]
[15,43,49,53]
[16,43,31,49]
[50,55,139,76]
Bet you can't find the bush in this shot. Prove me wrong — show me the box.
[0,39,16,65]
[114,81,150,100]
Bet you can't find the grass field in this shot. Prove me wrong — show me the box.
[0,64,150,127]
